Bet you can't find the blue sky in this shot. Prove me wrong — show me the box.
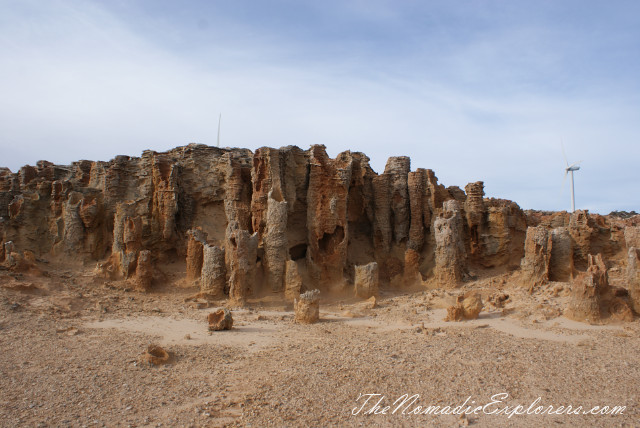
[1,0,639,213]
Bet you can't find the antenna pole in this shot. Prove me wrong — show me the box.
[570,170,575,212]
[217,114,221,147]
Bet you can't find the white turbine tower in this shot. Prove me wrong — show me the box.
[562,144,582,212]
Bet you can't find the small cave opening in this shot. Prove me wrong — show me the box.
[318,226,345,254]
[289,244,307,260]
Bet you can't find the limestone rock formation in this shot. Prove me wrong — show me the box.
[407,170,428,252]
[263,190,288,292]
[520,226,549,289]
[284,260,303,302]
[625,226,640,249]
[208,308,234,331]
[464,181,485,256]
[354,262,379,298]
[201,244,226,298]
[445,292,483,321]
[384,157,411,245]
[565,254,633,323]
[228,229,258,305]
[434,200,466,287]
[568,210,595,271]
[548,227,573,282]
[186,228,207,282]
[628,247,640,313]
[5,142,634,312]
[130,250,153,291]
[306,146,351,289]
[403,248,422,287]
[294,289,320,324]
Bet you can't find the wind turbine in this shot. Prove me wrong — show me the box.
[562,143,582,212]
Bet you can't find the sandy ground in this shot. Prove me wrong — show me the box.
[1,266,639,427]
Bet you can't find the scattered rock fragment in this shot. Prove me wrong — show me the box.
[444,292,483,321]
[294,289,320,324]
[144,344,170,365]
[365,296,377,309]
[208,308,234,331]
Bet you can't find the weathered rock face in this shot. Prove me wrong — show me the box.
[186,228,207,282]
[475,198,526,269]
[433,200,466,287]
[549,227,573,282]
[628,247,640,313]
[565,254,633,323]
[384,157,411,246]
[130,250,153,291]
[354,262,379,298]
[464,181,485,256]
[403,248,422,286]
[284,260,304,302]
[625,226,640,249]
[520,226,550,289]
[568,210,595,271]
[12,142,635,306]
[306,146,351,289]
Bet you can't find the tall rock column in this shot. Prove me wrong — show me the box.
[263,190,288,292]
[201,244,226,298]
[433,200,466,287]
[404,169,429,286]
[151,155,178,243]
[372,174,392,254]
[60,192,85,254]
[384,157,411,245]
[251,147,284,240]
[223,153,253,238]
[306,146,352,288]
[186,228,207,282]
[520,226,550,289]
[228,229,258,305]
[110,201,143,278]
[464,181,485,256]
[407,169,427,252]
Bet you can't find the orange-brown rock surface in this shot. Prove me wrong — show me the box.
[565,254,633,323]
[1,143,637,320]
